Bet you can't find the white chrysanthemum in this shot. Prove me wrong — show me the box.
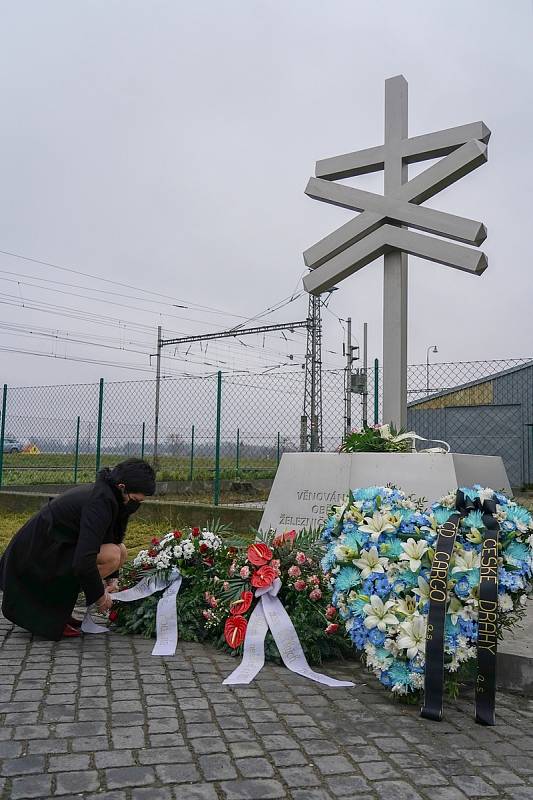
[354,546,389,579]
[363,595,399,632]
[498,594,513,612]
[173,545,183,559]
[397,616,427,659]
[399,538,428,572]
[133,549,149,566]
[409,672,425,689]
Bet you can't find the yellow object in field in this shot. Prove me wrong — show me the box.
[22,444,40,454]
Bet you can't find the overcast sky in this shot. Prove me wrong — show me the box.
[0,0,531,388]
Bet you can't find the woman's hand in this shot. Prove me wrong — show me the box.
[95,591,113,612]
[105,578,120,594]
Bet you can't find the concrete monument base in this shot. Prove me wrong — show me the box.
[259,451,511,533]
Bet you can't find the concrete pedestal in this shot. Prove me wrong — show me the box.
[260,451,511,533]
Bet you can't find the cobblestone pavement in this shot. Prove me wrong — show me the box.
[1,614,532,800]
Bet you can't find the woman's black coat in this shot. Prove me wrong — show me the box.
[0,471,132,640]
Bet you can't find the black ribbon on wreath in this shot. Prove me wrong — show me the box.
[420,490,500,725]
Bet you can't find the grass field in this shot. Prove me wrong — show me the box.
[0,511,182,558]
[1,452,278,485]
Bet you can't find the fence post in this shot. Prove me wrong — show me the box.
[373,358,379,425]
[0,384,7,490]
[73,416,80,484]
[214,371,222,506]
[141,422,145,459]
[277,432,281,466]
[95,378,104,477]
[189,424,195,481]
[236,428,240,476]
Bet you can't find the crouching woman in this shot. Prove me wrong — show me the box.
[0,458,155,640]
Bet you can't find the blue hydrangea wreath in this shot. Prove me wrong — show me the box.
[321,486,533,697]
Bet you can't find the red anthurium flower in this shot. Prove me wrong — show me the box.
[251,565,277,589]
[273,529,297,548]
[173,530,182,539]
[199,543,208,553]
[224,615,248,648]
[247,543,273,566]
[230,591,253,616]
[109,610,118,622]
[192,527,201,537]
[151,537,160,545]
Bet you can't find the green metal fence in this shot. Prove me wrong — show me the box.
[1,357,532,502]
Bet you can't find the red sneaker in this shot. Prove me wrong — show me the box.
[62,624,81,638]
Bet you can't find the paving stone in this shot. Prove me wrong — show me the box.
[131,789,173,800]
[111,726,146,749]
[172,785,219,800]
[270,749,309,767]
[106,766,156,789]
[138,746,192,765]
[228,741,265,759]
[95,750,135,769]
[375,780,425,800]
[0,740,23,757]
[313,754,355,775]
[325,773,372,796]
[49,753,91,772]
[291,790,334,800]
[280,766,321,787]
[55,770,101,795]
[11,774,53,799]
[219,779,287,799]
[191,736,228,755]
[199,753,238,780]
[235,757,275,778]
[451,775,499,796]
[155,763,201,783]
[1,755,46,776]
[403,767,448,786]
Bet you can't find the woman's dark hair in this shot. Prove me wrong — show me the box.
[108,459,156,495]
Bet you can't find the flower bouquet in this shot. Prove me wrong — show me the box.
[204,529,354,665]
[321,485,533,699]
[111,526,226,643]
[340,423,414,453]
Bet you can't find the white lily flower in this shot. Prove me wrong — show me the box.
[379,424,392,440]
[353,546,389,579]
[358,512,396,542]
[363,595,399,632]
[399,538,428,572]
[394,595,419,618]
[451,549,480,573]
[413,576,430,605]
[397,616,427,659]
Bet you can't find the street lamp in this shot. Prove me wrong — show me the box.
[426,345,438,395]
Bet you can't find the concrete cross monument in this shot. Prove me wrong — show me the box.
[302,74,490,428]
[259,76,508,535]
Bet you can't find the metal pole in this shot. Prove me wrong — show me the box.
[74,416,80,483]
[153,325,162,469]
[382,75,408,428]
[345,317,352,435]
[374,358,379,425]
[189,424,195,481]
[300,415,308,452]
[310,298,317,451]
[95,378,104,477]
[0,385,7,490]
[236,428,240,476]
[362,322,368,427]
[141,422,145,459]
[214,371,222,506]
[277,432,281,466]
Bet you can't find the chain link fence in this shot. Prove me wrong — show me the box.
[0,357,531,500]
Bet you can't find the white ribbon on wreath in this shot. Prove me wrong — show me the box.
[223,578,354,688]
[378,424,450,453]
[81,568,182,656]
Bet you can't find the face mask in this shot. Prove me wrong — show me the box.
[124,499,141,514]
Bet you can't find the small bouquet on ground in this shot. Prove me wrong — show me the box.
[111,526,226,642]
[340,423,414,453]
[321,485,533,699]
[203,528,353,665]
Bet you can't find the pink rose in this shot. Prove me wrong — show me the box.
[202,610,213,620]
[209,597,218,608]
[288,566,301,578]
[294,579,306,591]
[309,588,322,601]
[295,551,306,565]
[308,575,320,586]
[240,566,250,579]
[325,605,337,620]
